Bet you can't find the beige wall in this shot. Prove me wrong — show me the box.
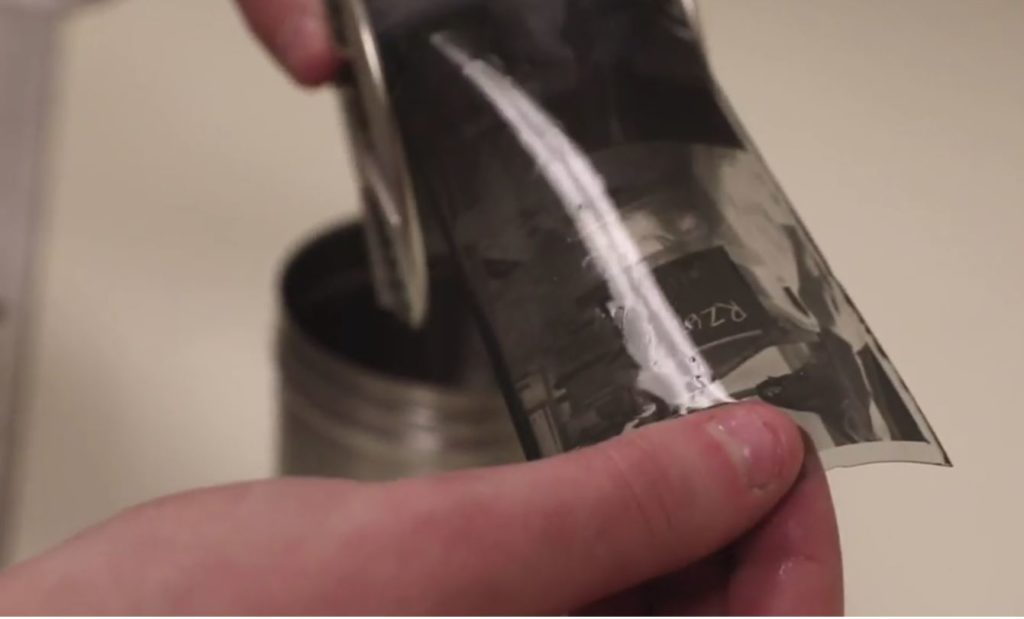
[7,0,1024,614]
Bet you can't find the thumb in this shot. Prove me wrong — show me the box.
[236,0,342,86]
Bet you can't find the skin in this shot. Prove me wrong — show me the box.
[0,404,841,614]
[235,0,343,87]
[0,2,844,614]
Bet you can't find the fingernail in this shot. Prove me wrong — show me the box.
[708,407,786,491]
[278,15,326,78]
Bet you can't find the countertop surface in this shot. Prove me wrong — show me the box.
[6,1,1024,614]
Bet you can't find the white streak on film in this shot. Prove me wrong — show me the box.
[432,34,732,411]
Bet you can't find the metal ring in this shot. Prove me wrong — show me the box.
[329,0,429,328]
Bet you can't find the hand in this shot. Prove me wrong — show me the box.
[235,0,342,86]
[217,6,842,615]
[0,404,842,615]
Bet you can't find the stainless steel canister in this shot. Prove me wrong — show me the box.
[277,224,524,481]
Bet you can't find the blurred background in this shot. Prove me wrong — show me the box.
[1,0,1022,614]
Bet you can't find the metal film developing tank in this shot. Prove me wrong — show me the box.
[277,224,523,480]
[356,0,947,468]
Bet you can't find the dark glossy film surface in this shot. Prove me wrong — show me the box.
[366,0,948,468]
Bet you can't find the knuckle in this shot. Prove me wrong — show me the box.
[594,432,695,550]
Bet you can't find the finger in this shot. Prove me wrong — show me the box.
[573,581,660,616]
[725,446,845,616]
[580,554,734,616]
[235,0,341,86]
[653,551,734,615]
[0,404,804,615]
[343,402,806,614]
[0,479,368,615]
